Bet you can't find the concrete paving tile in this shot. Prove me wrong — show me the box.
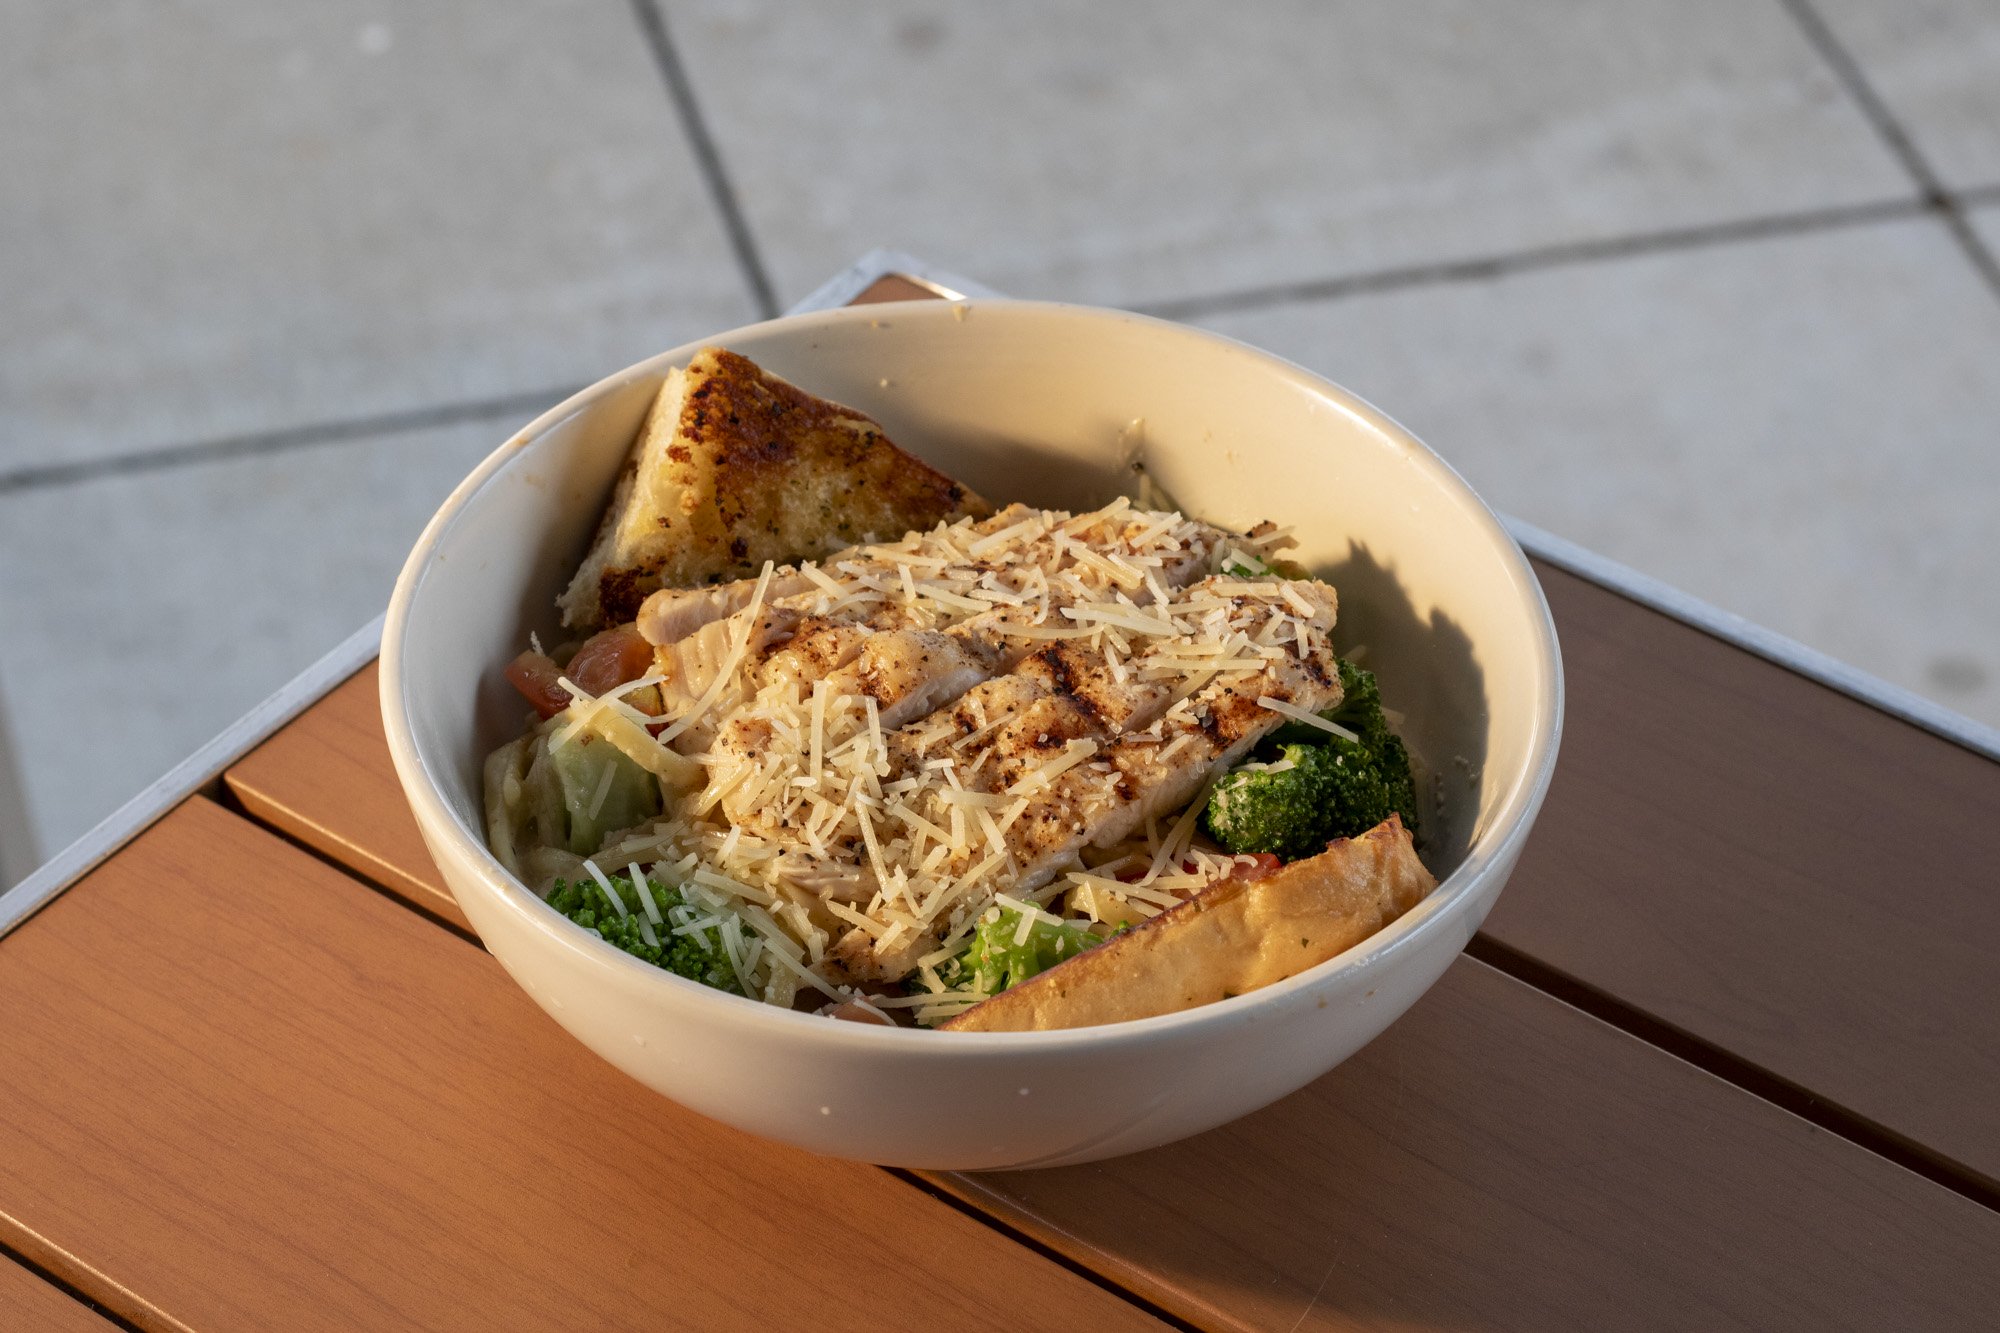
[672,0,1910,310]
[0,2,755,473]
[0,417,511,863]
[1970,200,2000,248]
[1194,217,2000,729]
[1815,0,2000,191]
[0,692,33,886]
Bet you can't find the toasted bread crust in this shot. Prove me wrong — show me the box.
[560,348,989,627]
[942,815,1434,1032]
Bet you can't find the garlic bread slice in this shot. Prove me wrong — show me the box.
[560,347,989,628]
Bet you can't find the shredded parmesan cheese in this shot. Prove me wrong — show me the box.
[583,859,626,917]
[1255,695,1360,742]
[537,499,1347,1013]
[659,561,777,744]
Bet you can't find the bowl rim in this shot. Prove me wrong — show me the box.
[380,297,1564,1054]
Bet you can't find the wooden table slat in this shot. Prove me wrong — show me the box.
[845,273,948,304]
[226,662,466,931]
[221,670,2000,1328]
[1485,565,2000,1188]
[0,798,1162,1333]
[933,955,2000,1331]
[228,563,2000,1200]
[0,1256,115,1333]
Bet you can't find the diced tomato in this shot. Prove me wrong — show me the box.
[821,999,898,1026]
[503,651,571,720]
[1231,853,1284,882]
[567,623,655,697]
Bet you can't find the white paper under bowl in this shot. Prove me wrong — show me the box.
[380,299,1562,1170]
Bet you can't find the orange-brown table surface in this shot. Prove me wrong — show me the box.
[0,1255,114,1333]
[0,799,1166,1333]
[229,575,2000,1201]
[6,276,2000,1331]
[216,655,2000,1332]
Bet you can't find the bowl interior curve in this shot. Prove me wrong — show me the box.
[386,299,1561,1042]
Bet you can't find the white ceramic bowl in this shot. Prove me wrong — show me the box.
[381,300,1562,1170]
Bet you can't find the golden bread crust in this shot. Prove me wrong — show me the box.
[942,815,1434,1033]
[560,348,989,628]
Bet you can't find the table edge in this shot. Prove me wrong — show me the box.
[1502,513,2000,761]
[0,616,383,940]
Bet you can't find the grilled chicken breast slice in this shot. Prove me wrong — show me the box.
[821,647,1343,984]
[636,571,815,646]
[699,518,1236,810]
[821,584,1342,983]
[841,630,1006,731]
[622,500,1324,994]
[634,504,1044,649]
[649,604,802,724]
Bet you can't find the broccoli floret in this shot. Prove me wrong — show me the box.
[1312,724,1417,840]
[547,872,744,995]
[1201,743,1339,860]
[966,908,1101,994]
[1203,659,1419,859]
[1269,658,1378,747]
[922,907,1102,1001]
[1332,657,1383,725]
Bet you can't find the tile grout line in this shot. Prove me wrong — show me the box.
[627,0,780,320]
[1138,194,1930,321]
[1775,0,2000,301]
[1776,0,1950,198]
[0,386,577,497]
[1933,214,2000,296]
[9,185,1993,501]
